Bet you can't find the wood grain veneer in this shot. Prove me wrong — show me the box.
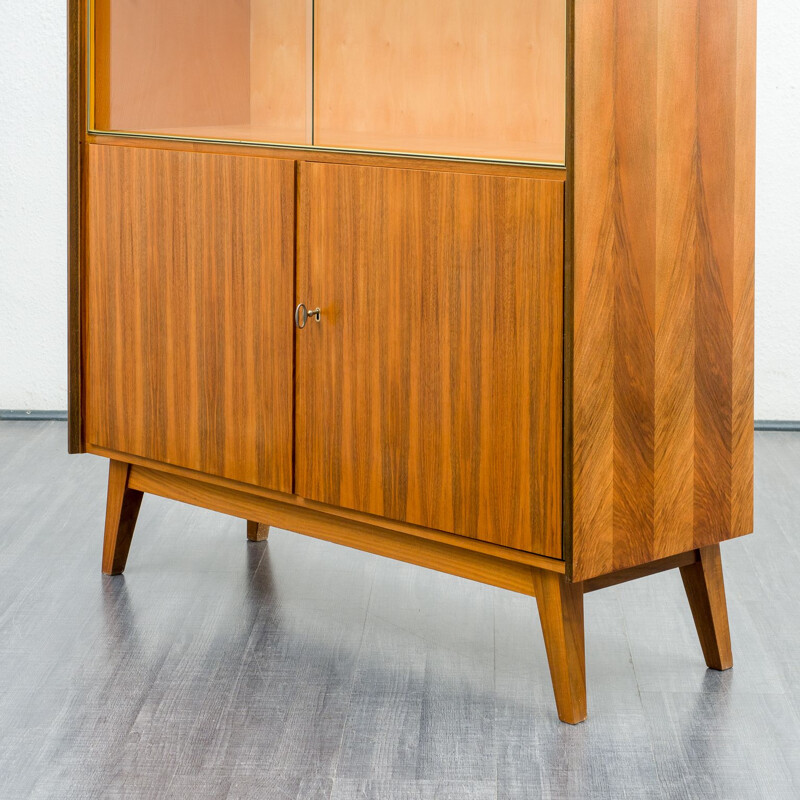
[569,0,756,581]
[84,144,295,491]
[127,465,547,597]
[87,443,567,573]
[295,162,564,557]
[582,550,698,594]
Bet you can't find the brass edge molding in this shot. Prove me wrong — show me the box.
[87,129,567,170]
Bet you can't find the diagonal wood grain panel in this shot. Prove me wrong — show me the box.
[570,0,756,581]
[611,0,657,573]
[653,0,699,562]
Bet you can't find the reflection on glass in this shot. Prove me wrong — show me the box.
[91,0,566,164]
[92,0,312,145]
[313,0,566,162]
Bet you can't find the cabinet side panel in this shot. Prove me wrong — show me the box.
[570,0,756,581]
[84,144,295,492]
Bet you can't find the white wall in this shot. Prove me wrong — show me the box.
[0,3,67,410]
[0,3,797,418]
[755,3,800,419]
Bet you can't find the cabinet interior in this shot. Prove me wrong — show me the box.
[89,0,566,164]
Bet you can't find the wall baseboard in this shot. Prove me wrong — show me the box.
[0,410,68,421]
[2,411,799,431]
[755,420,800,432]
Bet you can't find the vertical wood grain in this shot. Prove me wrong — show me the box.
[295,162,564,557]
[84,144,295,491]
[570,0,756,581]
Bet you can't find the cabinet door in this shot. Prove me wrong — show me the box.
[85,145,295,492]
[295,163,563,557]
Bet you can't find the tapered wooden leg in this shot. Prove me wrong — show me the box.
[246,520,270,542]
[680,544,733,670]
[532,569,586,724]
[102,460,143,575]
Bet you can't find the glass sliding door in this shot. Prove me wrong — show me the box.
[313,0,566,163]
[89,0,566,164]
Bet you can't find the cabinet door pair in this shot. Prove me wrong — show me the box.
[85,147,563,557]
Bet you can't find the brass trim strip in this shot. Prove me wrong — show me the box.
[87,128,566,170]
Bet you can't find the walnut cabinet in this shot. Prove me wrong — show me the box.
[69,0,756,723]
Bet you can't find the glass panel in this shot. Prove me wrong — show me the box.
[314,0,566,163]
[92,0,312,145]
[90,0,566,163]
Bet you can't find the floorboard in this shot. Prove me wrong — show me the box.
[0,423,798,799]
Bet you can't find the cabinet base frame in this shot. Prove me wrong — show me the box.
[100,458,733,724]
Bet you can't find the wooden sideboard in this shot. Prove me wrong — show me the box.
[69,0,756,724]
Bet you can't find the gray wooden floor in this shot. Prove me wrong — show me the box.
[0,422,799,799]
